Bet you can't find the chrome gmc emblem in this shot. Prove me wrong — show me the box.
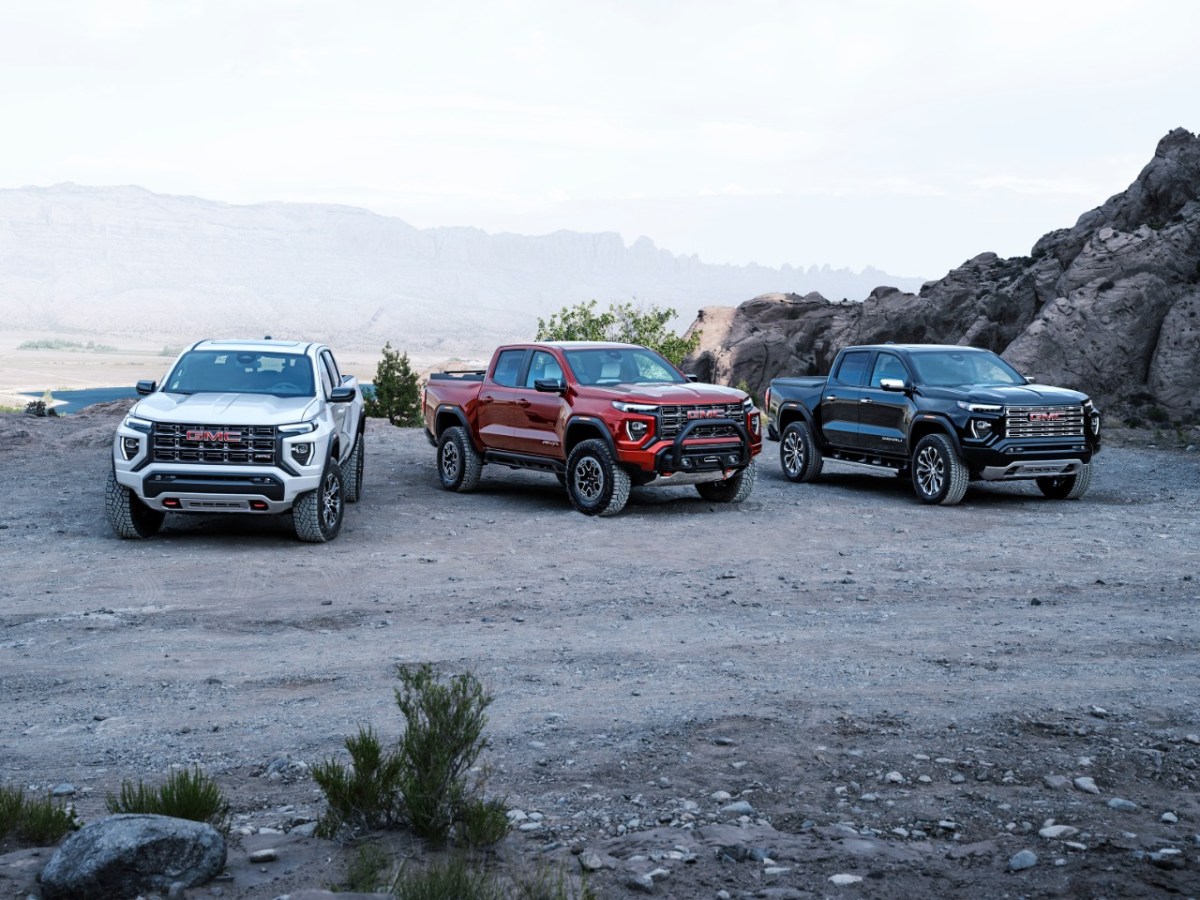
[186,430,242,442]
[687,409,723,419]
[1028,412,1062,422]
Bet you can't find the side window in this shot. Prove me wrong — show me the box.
[524,351,563,388]
[316,354,334,398]
[869,353,906,388]
[832,351,870,386]
[321,350,342,386]
[491,349,526,387]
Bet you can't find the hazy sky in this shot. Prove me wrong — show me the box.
[4,0,1197,279]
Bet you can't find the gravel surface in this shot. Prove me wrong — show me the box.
[1,408,1199,898]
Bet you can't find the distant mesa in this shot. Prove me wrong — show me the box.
[0,183,922,355]
[684,128,1200,420]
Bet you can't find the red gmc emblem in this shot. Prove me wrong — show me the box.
[1028,412,1062,422]
[687,409,723,419]
[186,430,242,442]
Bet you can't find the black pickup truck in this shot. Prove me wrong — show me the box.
[764,344,1102,505]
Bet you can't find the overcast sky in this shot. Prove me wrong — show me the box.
[3,0,1197,279]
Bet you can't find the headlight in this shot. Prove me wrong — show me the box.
[625,420,650,441]
[957,401,1004,413]
[122,415,153,433]
[120,436,142,460]
[612,401,658,414]
[291,442,315,464]
[969,419,994,439]
[279,421,317,435]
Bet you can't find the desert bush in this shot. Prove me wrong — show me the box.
[0,784,80,846]
[314,665,506,847]
[392,855,503,900]
[105,767,230,831]
[536,300,700,367]
[365,342,422,426]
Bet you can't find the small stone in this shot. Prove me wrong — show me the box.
[626,873,655,893]
[1073,776,1100,794]
[721,800,756,816]
[1010,849,1038,871]
[1162,812,1178,824]
[1108,798,1138,812]
[1039,825,1078,839]
[884,771,903,783]
[51,783,76,797]
[1043,774,1071,791]
[950,773,966,784]
[248,849,277,863]
[829,873,863,885]
[710,790,732,802]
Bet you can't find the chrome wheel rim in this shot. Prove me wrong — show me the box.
[320,472,341,528]
[915,446,944,497]
[441,441,460,481]
[573,456,604,502]
[782,430,804,474]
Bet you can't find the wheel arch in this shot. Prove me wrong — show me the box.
[908,416,965,459]
[435,405,471,440]
[564,416,615,458]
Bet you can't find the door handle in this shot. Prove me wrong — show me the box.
[825,395,837,402]
[517,399,531,408]
[860,398,873,404]
[481,395,494,404]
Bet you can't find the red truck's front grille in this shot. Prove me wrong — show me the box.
[151,423,278,465]
[659,403,744,440]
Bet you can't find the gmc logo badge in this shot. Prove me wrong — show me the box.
[186,430,242,442]
[1028,412,1063,422]
[687,409,723,419]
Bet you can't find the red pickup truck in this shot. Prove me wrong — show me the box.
[422,341,762,516]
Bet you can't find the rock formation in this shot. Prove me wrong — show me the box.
[684,128,1200,420]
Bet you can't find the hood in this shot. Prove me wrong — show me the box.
[921,383,1091,406]
[580,382,748,405]
[133,392,318,424]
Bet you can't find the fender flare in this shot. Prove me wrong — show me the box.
[564,415,616,457]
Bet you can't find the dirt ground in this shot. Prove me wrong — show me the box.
[1,408,1198,899]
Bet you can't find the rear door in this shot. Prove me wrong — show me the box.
[477,348,527,451]
[819,350,870,448]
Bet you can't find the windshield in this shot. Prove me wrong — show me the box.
[563,347,686,386]
[908,349,1025,387]
[165,350,315,397]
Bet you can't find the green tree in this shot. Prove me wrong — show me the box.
[535,300,700,367]
[365,343,421,426]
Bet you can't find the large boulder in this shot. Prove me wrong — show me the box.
[684,128,1200,419]
[39,814,226,899]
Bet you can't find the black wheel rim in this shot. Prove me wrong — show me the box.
[573,456,604,502]
[441,441,460,482]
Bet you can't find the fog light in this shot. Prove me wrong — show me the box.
[680,457,693,469]
[727,454,739,465]
[121,436,141,460]
[970,418,994,439]
[291,442,313,464]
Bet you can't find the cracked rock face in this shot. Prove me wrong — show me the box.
[685,128,1200,419]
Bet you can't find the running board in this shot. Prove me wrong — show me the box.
[483,449,566,474]
[825,451,906,472]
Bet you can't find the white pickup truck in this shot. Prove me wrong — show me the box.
[106,338,365,542]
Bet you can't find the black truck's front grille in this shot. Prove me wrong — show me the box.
[660,403,744,440]
[151,423,277,465]
[1005,405,1085,439]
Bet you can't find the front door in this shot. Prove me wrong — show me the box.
[857,351,912,455]
[476,348,527,451]
[510,349,566,458]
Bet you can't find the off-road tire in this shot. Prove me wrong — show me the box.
[343,431,365,503]
[911,433,969,505]
[437,426,483,492]
[1037,462,1092,500]
[780,421,823,483]
[566,439,631,517]
[695,463,757,503]
[294,460,345,542]
[105,469,164,539]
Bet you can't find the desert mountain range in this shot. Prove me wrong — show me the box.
[685,128,1200,420]
[0,184,922,356]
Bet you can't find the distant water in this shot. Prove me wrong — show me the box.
[17,384,376,414]
[18,387,138,414]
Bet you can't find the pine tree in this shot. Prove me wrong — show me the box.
[365,343,421,426]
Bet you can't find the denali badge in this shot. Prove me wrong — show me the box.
[687,409,723,419]
[186,430,242,442]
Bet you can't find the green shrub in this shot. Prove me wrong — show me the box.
[0,784,80,846]
[314,665,506,847]
[342,843,397,893]
[392,856,503,900]
[105,767,230,832]
[365,342,422,426]
[313,726,406,837]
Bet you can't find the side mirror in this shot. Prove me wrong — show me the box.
[1024,375,1037,385]
[686,374,699,383]
[135,380,157,396]
[330,386,356,403]
[534,378,566,394]
[879,378,909,393]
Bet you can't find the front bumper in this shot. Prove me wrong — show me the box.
[616,417,761,485]
[963,436,1097,482]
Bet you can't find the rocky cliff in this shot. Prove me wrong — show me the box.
[685,128,1200,420]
